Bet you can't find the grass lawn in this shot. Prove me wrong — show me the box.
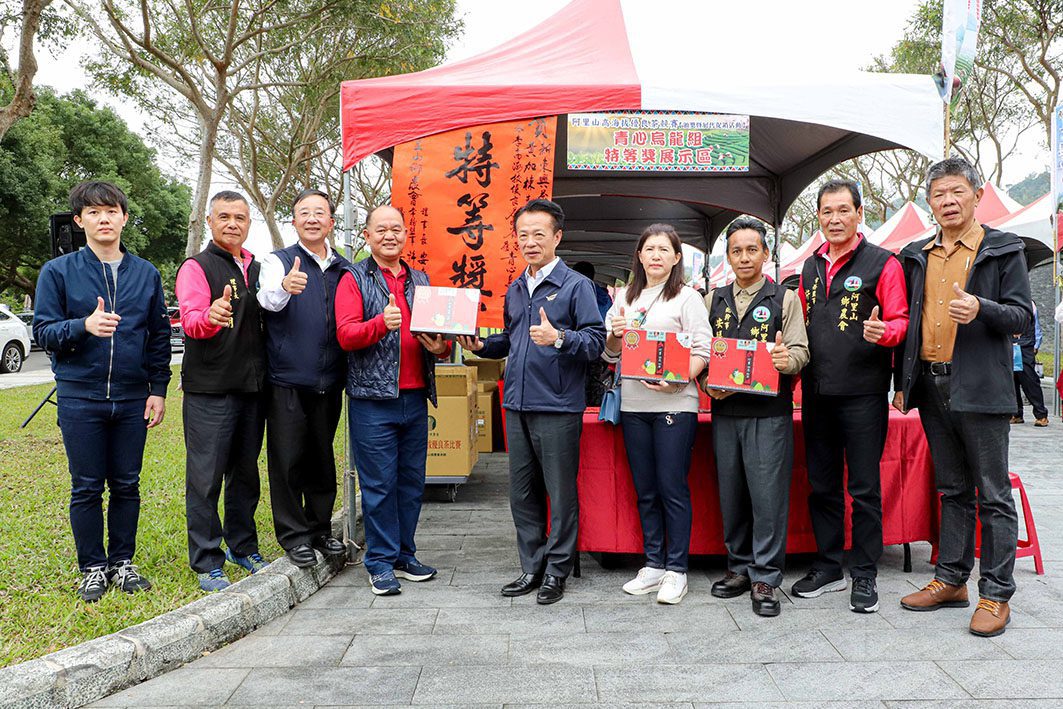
[0,366,347,668]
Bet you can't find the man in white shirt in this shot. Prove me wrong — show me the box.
[258,189,351,568]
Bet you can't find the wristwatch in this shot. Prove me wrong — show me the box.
[553,329,566,349]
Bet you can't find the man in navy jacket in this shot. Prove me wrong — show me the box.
[459,199,606,604]
[34,181,171,602]
[258,189,351,568]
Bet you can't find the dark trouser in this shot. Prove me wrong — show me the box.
[713,413,793,588]
[620,411,696,572]
[348,390,428,577]
[1014,346,1047,420]
[506,410,582,578]
[57,396,148,571]
[917,373,1017,601]
[803,391,887,579]
[266,384,343,551]
[184,391,264,573]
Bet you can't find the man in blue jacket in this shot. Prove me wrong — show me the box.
[258,189,351,568]
[34,181,171,603]
[458,199,606,604]
[894,157,1032,637]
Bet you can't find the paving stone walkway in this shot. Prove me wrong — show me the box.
[92,407,1063,707]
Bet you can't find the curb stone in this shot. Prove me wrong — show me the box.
[0,552,346,708]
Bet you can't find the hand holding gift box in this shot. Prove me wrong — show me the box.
[410,285,480,339]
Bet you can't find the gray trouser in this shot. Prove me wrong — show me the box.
[712,413,793,587]
[917,373,1017,601]
[506,410,582,578]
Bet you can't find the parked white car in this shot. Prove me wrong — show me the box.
[0,305,31,373]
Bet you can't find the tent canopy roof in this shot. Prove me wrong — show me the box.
[340,0,943,272]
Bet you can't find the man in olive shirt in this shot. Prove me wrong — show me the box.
[895,157,1032,637]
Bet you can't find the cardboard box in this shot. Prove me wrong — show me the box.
[704,336,780,396]
[475,389,496,453]
[464,356,505,384]
[476,380,498,393]
[410,285,480,337]
[435,364,475,397]
[427,392,476,478]
[619,329,693,383]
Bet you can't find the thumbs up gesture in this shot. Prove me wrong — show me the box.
[282,255,307,295]
[948,282,980,324]
[863,304,886,344]
[609,306,628,338]
[383,293,403,331]
[85,296,121,337]
[529,306,560,346]
[209,285,234,327]
[769,330,790,372]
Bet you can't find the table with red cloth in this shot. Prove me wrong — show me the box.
[577,409,939,556]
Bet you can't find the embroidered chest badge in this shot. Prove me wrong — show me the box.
[843,276,863,292]
[751,305,770,323]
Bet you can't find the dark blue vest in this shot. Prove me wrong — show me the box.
[344,257,437,405]
[263,243,350,392]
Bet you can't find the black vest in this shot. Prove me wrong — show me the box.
[708,280,792,417]
[180,242,265,394]
[263,244,350,392]
[801,238,894,395]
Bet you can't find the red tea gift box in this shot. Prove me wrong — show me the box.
[619,329,692,383]
[410,285,480,338]
[704,337,780,396]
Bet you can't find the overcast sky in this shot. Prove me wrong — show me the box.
[19,0,1048,255]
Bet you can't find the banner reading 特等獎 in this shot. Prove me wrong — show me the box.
[391,117,557,330]
[567,112,749,172]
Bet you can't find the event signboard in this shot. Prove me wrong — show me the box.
[391,117,558,329]
[567,112,749,172]
[1053,104,1063,253]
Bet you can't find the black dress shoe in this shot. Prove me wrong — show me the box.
[312,535,346,556]
[536,574,566,605]
[286,544,318,569]
[711,571,751,599]
[501,572,542,597]
[751,582,781,617]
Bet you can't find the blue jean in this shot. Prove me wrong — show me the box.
[348,391,429,576]
[620,411,697,572]
[57,396,148,570]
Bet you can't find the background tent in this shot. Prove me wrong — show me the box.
[870,202,933,253]
[339,0,942,270]
[985,192,1056,268]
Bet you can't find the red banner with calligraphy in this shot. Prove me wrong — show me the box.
[391,117,557,329]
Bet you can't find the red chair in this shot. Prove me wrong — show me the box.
[974,472,1044,575]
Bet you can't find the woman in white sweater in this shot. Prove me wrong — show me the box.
[602,224,712,604]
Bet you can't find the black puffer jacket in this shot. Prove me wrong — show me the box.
[895,226,1032,414]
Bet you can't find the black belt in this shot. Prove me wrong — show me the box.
[921,361,952,376]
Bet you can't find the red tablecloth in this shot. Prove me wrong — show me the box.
[578,409,938,554]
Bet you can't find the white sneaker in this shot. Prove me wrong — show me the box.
[622,567,667,595]
[656,571,688,604]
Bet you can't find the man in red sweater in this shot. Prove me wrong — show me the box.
[335,205,450,596]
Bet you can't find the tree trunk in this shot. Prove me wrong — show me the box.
[186,114,220,257]
[0,0,49,141]
[263,208,284,250]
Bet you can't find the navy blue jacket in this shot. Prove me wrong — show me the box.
[344,257,438,405]
[479,260,606,413]
[263,244,350,392]
[896,226,1032,414]
[33,245,171,400]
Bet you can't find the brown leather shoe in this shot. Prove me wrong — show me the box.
[970,598,1010,637]
[1009,416,1024,424]
[1035,417,1049,427]
[900,579,969,611]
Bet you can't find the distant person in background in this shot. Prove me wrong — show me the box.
[34,181,171,602]
[1011,304,1047,426]
[603,223,711,604]
[572,261,613,407]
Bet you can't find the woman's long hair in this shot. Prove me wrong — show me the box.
[626,223,685,304]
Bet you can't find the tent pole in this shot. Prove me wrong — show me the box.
[341,168,359,558]
[943,102,951,159]
[1055,211,1061,418]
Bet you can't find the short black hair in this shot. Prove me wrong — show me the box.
[514,198,564,232]
[69,181,128,216]
[209,190,249,210]
[572,261,595,279]
[816,179,861,211]
[724,216,769,250]
[292,188,335,215]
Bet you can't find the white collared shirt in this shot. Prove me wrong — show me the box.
[525,257,560,297]
[257,241,335,312]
